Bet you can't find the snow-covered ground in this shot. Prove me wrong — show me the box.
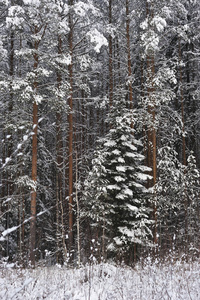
[0,258,199,299]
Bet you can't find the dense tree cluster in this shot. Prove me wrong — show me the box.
[0,0,199,266]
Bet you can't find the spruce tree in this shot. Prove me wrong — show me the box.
[83,97,153,261]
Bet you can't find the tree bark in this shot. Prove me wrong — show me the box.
[178,38,188,247]
[146,1,157,247]
[109,0,113,108]
[126,0,133,110]
[68,0,74,251]
[56,35,66,263]
[178,39,186,167]
[75,151,81,266]
[30,28,39,267]
[5,29,14,257]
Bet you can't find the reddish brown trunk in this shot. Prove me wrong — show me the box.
[147,53,157,187]
[147,103,157,245]
[109,0,113,108]
[126,0,133,110]
[30,31,39,267]
[146,2,157,246]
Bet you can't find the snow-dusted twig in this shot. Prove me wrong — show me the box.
[10,278,34,299]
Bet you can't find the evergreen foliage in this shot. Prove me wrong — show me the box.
[0,0,199,265]
[84,97,153,258]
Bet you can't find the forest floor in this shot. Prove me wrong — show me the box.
[0,257,199,299]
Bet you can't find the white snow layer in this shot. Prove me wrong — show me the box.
[0,260,199,299]
[116,166,126,172]
[107,184,120,190]
[153,16,167,32]
[2,226,18,237]
[87,28,108,53]
[104,140,116,147]
[23,0,40,7]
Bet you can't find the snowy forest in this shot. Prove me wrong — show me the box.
[0,0,200,270]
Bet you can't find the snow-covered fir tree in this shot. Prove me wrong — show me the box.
[83,96,154,261]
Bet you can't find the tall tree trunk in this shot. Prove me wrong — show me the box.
[178,38,188,248]
[17,32,25,264]
[146,1,157,247]
[178,39,186,167]
[126,0,135,259]
[116,37,121,86]
[5,28,14,257]
[126,0,133,109]
[30,28,39,267]
[68,0,74,251]
[109,0,113,108]
[56,35,66,263]
[75,150,81,266]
